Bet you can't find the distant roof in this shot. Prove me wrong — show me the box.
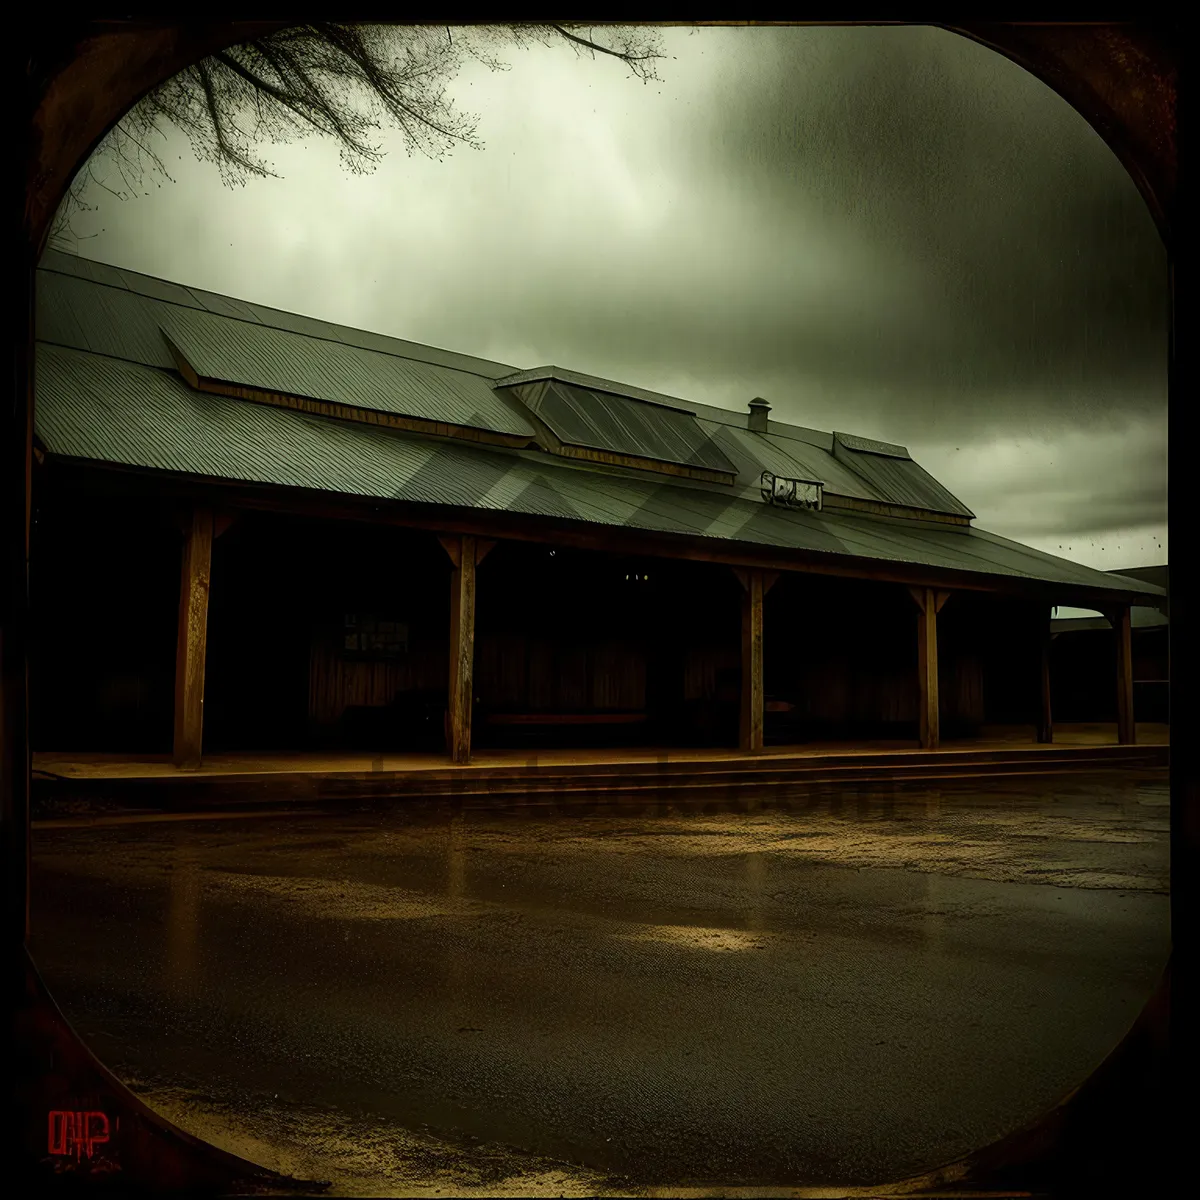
[1052,607,1169,633]
[1109,565,1168,592]
[32,250,1165,607]
[1050,565,1169,632]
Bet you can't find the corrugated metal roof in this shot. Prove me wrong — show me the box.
[34,343,1164,605]
[115,268,203,309]
[515,379,738,476]
[37,272,179,369]
[832,436,975,518]
[36,253,985,516]
[37,266,534,440]
[160,306,535,437]
[756,431,880,501]
[41,251,127,286]
[833,431,910,459]
[37,249,520,379]
[1052,607,1168,633]
[766,424,836,453]
[709,425,824,488]
[1110,565,1168,592]
[494,366,696,413]
[320,325,516,378]
[186,286,276,324]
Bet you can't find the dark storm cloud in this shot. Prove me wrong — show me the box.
[921,416,1166,564]
[444,26,1166,442]
[687,26,1167,399]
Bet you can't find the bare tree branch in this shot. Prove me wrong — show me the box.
[548,24,662,69]
[49,22,665,251]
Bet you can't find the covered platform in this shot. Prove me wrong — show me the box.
[30,252,1169,782]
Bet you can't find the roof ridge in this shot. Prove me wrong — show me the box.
[496,365,850,448]
[494,365,697,414]
[37,257,515,381]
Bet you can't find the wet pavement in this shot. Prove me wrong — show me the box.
[29,771,1170,1195]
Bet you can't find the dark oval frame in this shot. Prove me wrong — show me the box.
[6,20,1182,1196]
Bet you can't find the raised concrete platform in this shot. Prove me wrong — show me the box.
[31,724,1168,817]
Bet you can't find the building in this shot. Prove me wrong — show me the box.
[29,250,1165,767]
[1051,567,1169,724]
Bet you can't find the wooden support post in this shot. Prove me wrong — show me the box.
[1037,605,1054,744]
[735,567,765,753]
[441,534,478,764]
[173,506,214,769]
[909,586,945,750]
[1112,604,1136,745]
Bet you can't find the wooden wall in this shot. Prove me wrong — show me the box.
[307,642,447,725]
[474,634,647,712]
[472,545,741,746]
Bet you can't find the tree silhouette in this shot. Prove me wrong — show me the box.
[50,23,665,249]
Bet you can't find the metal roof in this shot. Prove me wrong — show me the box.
[1110,565,1168,593]
[37,249,520,379]
[832,434,976,519]
[160,307,534,437]
[36,253,980,519]
[493,365,697,413]
[38,270,178,369]
[1052,607,1169,633]
[37,260,535,441]
[34,343,1164,606]
[32,253,1165,607]
[833,431,911,459]
[706,426,878,503]
[513,379,738,476]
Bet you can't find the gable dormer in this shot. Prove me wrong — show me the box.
[494,367,738,486]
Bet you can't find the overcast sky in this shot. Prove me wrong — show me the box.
[55,24,1168,584]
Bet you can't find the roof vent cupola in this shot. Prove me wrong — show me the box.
[747,397,771,433]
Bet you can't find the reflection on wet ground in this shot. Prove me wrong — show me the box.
[30,771,1170,1194]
